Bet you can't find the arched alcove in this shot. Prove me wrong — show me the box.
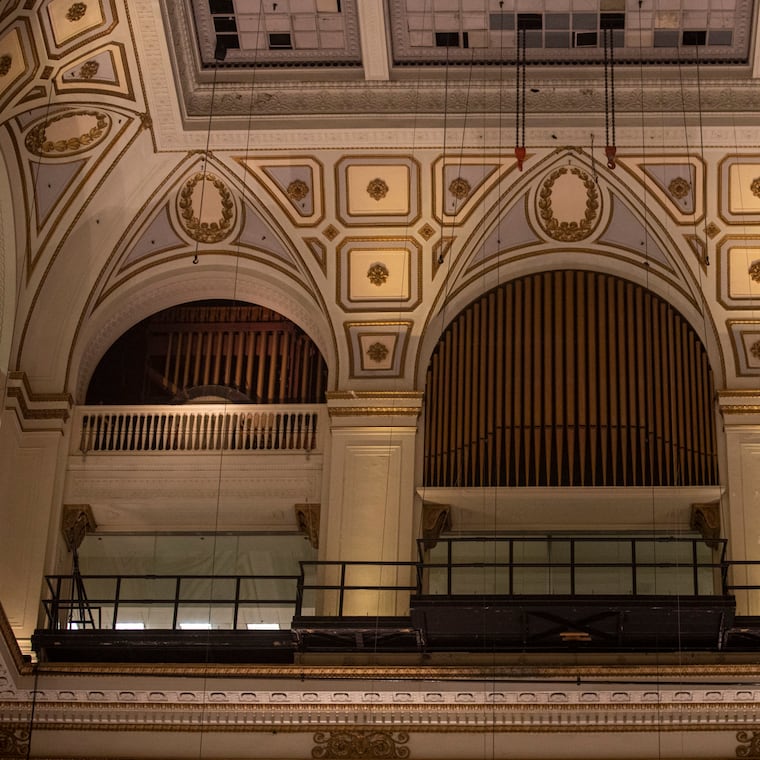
[86,299,328,405]
[423,270,718,488]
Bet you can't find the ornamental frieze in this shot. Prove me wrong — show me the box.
[536,166,600,243]
[24,110,111,157]
[312,731,410,760]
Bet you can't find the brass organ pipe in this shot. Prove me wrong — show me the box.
[256,332,267,402]
[279,330,290,402]
[212,332,223,388]
[172,332,183,390]
[441,327,452,485]
[478,298,488,487]
[267,332,280,402]
[164,333,173,390]
[495,285,506,486]
[192,331,203,387]
[245,332,255,397]
[463,306,474,485]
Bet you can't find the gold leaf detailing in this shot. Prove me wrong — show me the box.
[0,54,11,77]
[367,262,389,286]
[418,223,435,241]
[750,341,760,361]
[705,221,720,239]
[367,178,389,201]
[0,726,31,757]
[448,177,471,199]
[537,167,599,243]
[323,224,339,241]
[749,260,760,283]
[367,343,389,363]
[312,731,410,759]
[24,110,110,156]
[79,60,99,79]
[751,178,760,199]
[287,179,309,202]
[177,172,235,244]
[668,176,691,200]
[737,731,760,757]
[66,2,87,21]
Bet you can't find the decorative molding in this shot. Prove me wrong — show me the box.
[421,504,451,550]
[295,503,320,550]
[737,730,760,758]
[418,224,435,241]
[448,177,470,200]
[24,109,111,157]
[668,176,691,200]
[323,224,339,241]
[705,221,720,239]
[0,726,30,758]
[367,262,389,286]
[312,731,409,759]
[690,502,721,549]
[537,167,600,242]
[66,2,87,21]
[61,504,97,551]
[3,372,72,431]
[0,54,11,77]
[367,178,389,201]
[367,342,389,362]
[287,180,309,202]
[750,261,760,283]
[176,172,235,243]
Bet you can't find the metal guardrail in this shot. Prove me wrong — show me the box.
[45,537,760,631]
[72,404,324,453]
[417,536,728,598]
[42,573,300,631]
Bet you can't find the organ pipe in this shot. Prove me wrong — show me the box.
[423,271,718,488]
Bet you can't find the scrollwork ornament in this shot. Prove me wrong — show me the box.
[537,167,599,242]
[312,731,410,760]
[177,172,235,244]
[448,177,471,199]
[367,342,389,363]
[750,260,760,283]
[0,54,11,77]
[66,2,87,21]
[737,730,760,757]
[0,726,31,757]
[79,60,100,79]
[367,262,389,286]
[367,178,389,201]
[287,179,309,202]
[668,176,691,200]
[24,110,110,156]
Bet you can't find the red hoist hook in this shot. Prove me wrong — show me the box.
[514,146,526,172]
[605,145,617,170]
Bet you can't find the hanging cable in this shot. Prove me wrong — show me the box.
[603,26,617,169]
[514,26,526,171]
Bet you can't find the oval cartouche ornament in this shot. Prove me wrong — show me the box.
[177,172,235,244]
[24,110,111,157]
[536,166,600,243]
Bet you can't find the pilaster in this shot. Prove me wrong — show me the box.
[320,392,423,616]
[0,373,72,649]
[717,391,760,615]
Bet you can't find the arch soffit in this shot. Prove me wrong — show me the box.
[415,152,721,389]
[71,261,335,403]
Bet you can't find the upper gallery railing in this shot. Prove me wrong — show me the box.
[71,404,325,454]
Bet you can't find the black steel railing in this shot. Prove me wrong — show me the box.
[418,536,728,598]
[42,573,300,631]
[43,536,760,631]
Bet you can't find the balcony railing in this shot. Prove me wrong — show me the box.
[40,536,746,632]
[71,404,325,454]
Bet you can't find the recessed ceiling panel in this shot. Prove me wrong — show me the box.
[191,0,362,67]
[389,0,752,65]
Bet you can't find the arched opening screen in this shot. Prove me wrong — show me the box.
[424,271,718,487]
[86,300,327,404]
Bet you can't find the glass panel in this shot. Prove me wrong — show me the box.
[573,539,633,595]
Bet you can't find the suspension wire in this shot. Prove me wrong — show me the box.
[603,27,617,169]
[514,27,526,170]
